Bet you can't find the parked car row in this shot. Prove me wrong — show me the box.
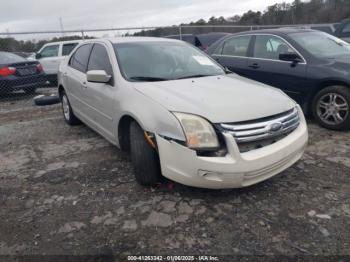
[2,21,349,190]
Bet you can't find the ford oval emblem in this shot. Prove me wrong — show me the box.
[269,122,283,133]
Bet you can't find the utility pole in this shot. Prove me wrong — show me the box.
[6,28,11,38]
[59,17,64,36]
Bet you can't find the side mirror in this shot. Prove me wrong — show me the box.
[279,53,303,63]
[35,53,41,59]
[86,70,111,83]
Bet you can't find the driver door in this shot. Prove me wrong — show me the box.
[244,34,308,103]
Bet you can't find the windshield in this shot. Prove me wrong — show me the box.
[0,52,26,64]
[292,31,350,59]
[113,41,224,82]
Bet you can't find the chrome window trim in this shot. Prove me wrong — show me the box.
[213,33,307,65]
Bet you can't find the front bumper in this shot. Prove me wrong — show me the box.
[157,110,308,189]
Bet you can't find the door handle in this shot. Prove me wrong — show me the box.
[248,63,260,69]
[63,72,68,77]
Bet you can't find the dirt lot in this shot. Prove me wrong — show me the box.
[0,96,350,258]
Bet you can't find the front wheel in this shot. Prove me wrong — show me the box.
[130,121,160,186]
[312,86,350,130]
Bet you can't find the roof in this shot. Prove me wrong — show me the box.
[44,39,83,45]
[96,36,182,44]
[232,28,316,36]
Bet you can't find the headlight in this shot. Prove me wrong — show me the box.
[173,112,219,149]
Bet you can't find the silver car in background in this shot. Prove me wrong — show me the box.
[58,37,308,189]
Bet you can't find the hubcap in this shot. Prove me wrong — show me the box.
[62,95,70,120]
[317,93,349,126]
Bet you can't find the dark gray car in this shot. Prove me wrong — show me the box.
[208,28,350,130]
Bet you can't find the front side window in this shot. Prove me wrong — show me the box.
[69,44,92,73]
[39,45,59,58]
[292,31,350,59]
[62,43,79,56]
[87,44,113,76]
[253,35,296,60]
[113,42,224,82]
[219,35,251,57]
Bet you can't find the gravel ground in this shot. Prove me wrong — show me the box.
[0,97,349,258]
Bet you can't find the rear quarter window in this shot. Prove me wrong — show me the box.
[69,44,92,73]
[62,43,79,56]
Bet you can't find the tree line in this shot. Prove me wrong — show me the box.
[134,0,350,36]
[1,0,350,53]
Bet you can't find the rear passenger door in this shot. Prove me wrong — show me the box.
[65,44,93,121]
[84,43,115,140]
[211,35,252,77]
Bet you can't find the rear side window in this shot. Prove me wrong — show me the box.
[40,45,59,58]
[62,43,79,56]
[69,44,92,73]
[341,23,350,34]
[216,35,251,57]
[87,44,113,76]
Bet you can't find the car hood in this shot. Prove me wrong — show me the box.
[133,74,296,123]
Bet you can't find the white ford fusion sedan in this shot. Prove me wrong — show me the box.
[58,37,308,189]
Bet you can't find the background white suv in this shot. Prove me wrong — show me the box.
[34,40,82,86]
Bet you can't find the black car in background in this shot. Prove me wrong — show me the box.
[208,28,350,130]
[0,51,46,94]
[165,32,229,51]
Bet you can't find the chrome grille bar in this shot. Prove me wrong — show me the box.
[221,108,300,143]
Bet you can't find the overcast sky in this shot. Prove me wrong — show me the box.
[1,0,294,34]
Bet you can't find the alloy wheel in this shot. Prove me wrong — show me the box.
[317,92,349,126]
[62,95,70,121]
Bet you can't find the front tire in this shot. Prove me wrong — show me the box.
[60,91,80,125]
[130,121,160,186]
[312,86,350,131]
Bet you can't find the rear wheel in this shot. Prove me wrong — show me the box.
[312,86,350,130]
[130,121,160,186]
[60,91,80,125]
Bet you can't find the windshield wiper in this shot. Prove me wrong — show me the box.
[175,74,216,80]
[129,76,170,82]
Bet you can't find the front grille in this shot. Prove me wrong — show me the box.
[220,107,300,153]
